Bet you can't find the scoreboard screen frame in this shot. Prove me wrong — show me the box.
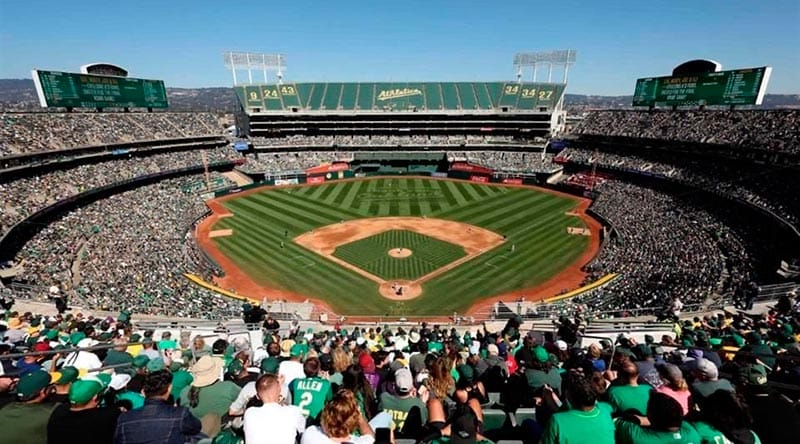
[31,69,169,109]
[632,66,772,107]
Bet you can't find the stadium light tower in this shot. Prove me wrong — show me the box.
[513,50,577,83]
[223,52,286,85]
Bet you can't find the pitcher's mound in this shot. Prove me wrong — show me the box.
[379,280,422,300]
[388,248,412,258]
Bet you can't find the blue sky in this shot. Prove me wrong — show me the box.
[1,0,798,95]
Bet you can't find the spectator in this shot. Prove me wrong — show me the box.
[114,369,202,444]
[244,373,306,443]
[179,356,240,429]
[614,392,700,444]
[0,370,58,443]
[691,358,734,403]
[654,363,691,416]
[607,360,651,415]
[541,372,615,444]
[47,375,121,444]
[379,367,427,434]
[300,389,374,444]
[290,356,333,421]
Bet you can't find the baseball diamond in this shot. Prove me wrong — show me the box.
[201,177,595,315]
[333,230,467,281]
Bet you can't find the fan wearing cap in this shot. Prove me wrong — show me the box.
[103,336,134,373]
[47,374,121,444]
[179,356,241,429]
[524,346,562,395]
[0,370,58,444]
[289,356,333,421]
[279,344,307,390]
[115,369,202,444]
[50,366,79,404]
[690,358,734,403]
[379,367,428,435]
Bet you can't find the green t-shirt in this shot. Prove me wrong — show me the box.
[541,402,615,444]
[0,402,58,444]
[607,384,652,415]
[615,419,701,444]
[379,392,428,431]
[692,421,761,444]
[170,370,193,400]
[179,380,241,420]
[290,376,333,420]
[525,368,562,392]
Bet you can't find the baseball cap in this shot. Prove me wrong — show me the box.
[695,358,718,380]
[290,343,305,358]
[394,367,413,393]
[450,407,479,444]
[260,356,280,374]
[16,370,52,401]
[456,364,475,383]
[486,344,499,356]
[54,366,79,385]
[555,340,568,351]
[69,378,106,404]
[132,354,150,369]
[533,346,549,363]
[146,357,166,372]
[735,364,768,386]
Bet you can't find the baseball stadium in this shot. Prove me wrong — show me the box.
[1,4,800,441]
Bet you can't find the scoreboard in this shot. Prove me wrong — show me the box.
[32,69,169,109]
[632,66,771,107]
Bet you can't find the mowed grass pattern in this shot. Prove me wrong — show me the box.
[211,177,589,315]
[333,230,467,280]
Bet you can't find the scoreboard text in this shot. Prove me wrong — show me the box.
[632,66,771,107]
[32,70,169,109]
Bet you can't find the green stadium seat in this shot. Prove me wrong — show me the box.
[424,83,443,110]
[235,82,564,113]
[339,83,357,110]
[457,83,478,110]
[441,83,461,109]
[474,83,493,109]
[482,409,509,432]
[322,83,343,110]
[307,83,326,110]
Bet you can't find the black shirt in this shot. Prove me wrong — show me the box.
[47,403,121,444]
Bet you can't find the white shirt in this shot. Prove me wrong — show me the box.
[229,380,290,416]
[244,402,306,443]
[300,425,375,444]
[63,351,102,370]
[279,360,305,388]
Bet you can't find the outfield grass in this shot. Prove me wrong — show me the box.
[211,177,589,315]
[333,230,466,280]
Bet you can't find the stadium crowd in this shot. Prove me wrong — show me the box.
[0,146,241,236]
[1,295,799,444]
[0,112,227,156]
[559,147,800,229]
[573,110,800,154]
[239,150,558,175]
[249,135,541,148]
[575,180,756,317]
[14,174,240,320]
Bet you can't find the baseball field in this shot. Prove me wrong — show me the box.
[201,177,594,316]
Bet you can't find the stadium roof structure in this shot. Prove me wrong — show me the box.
[235,81,566,114]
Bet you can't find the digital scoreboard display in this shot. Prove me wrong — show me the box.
[32,69,169,109]
[632,66,771,107]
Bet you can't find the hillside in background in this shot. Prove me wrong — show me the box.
[1,79,797,112]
